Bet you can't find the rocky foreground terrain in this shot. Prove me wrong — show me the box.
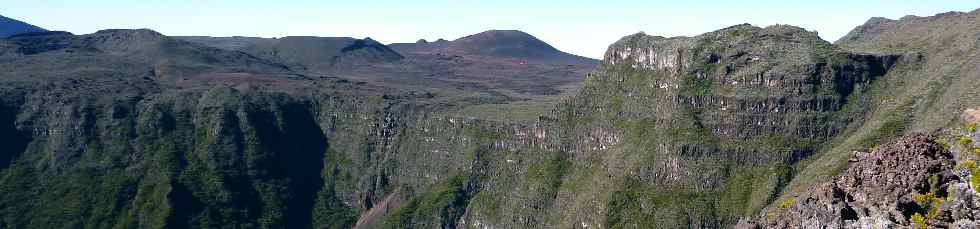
[742,130,979,228]
[0,8,978,229]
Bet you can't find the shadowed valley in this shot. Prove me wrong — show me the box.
[1,8,980,229]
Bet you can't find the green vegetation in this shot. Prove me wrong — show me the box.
[972,168,980,192]
[912,191,943,228]
[5,9,980,229]
[312,148,359,229]
[727,28,747,40]
[777,198,796,209]
[604,182,719,228]
[961,160,980,198]
[938,140,952,151]
[960,160,978,170]
[601,165,790,229]
[717,166,795,217]
[380,172,472,229]
[683,69,714,97]
[911,212,928,229]
[960,136,974,147]
[856,102,912,149]
[913,192,944,209]
[463,123,503,141]
[455,84,584,122]
[526,151,571,194]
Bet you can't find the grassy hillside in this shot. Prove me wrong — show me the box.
[1,9,979,229]
[777,9,980,211]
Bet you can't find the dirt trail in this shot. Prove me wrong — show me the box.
[353,188,402,229]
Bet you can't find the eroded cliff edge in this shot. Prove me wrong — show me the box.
[1,9,980,229]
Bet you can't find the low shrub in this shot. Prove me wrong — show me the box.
[777,198,796,209]
[911,212,927,228]
[960,160,978,171]
[961,136,974,147]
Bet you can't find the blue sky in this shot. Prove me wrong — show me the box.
[2,0,977,58]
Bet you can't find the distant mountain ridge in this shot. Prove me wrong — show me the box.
[390,30,597,65]
[0,15,46,38]
[0,28,290,83]
[181,30,598,96]
[4,7,980,229]
[177,36,404,72]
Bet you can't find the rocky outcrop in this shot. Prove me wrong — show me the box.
[4,9,980,228]
[775,9,980,221]
[0,28,596,228]
[746,112,980,228]
[964,108,980,123]
[484,23,906,228]
[746,134,956,228]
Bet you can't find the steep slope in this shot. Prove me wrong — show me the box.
[835,9,980,129]
[347,24,904,229]
[338,11,980,228]
[0,23,906,229]
[0,25,592,229]
[5,10,980,229]
[506,24,898,228]
[776,9,980,213]
[0,30,415,228]
[747,131,978,228]
[0,15,46,38]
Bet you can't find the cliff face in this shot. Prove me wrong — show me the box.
[0,24,906,228]
[0,29,390,228]
[0,79,497,228]
[0,27,579,228]
[1,10,980,229]
[834,9,980,131]
[527,24,900,228]
[773,9,980,216]
[741,9,980,228]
